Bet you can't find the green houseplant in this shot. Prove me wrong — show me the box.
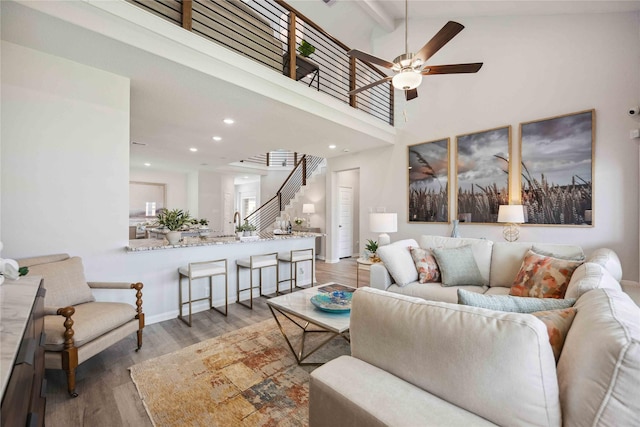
[365,239,379,260]
[156,209,191,244]
[297,39,315,58]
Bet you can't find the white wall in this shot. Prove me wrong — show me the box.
[327,12,640,280]
[198,171,234,233]
[1,42,130,261]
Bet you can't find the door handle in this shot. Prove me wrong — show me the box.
[339,225,342,228]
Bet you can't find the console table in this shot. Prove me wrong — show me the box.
[1,276,46,427]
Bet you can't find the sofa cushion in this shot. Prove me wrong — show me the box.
[557,289,640,426]
[458,289,576,313]
[375,239,419,286]
[564,262,621,299]
[586,248,623,281]
[351,288,561,427]
[26,256,95,308]
[44,301,137,351]
[388,282,486,304]
[531,308,577,362]
[419,236,493,285]
[310,356,498,427]
[432,245,486,286]
[409,247,440,283]
[490,242,584,287]
[510,250,583,298]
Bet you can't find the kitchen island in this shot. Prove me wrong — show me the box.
[119,232,322,324]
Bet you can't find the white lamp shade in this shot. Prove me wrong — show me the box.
[497,205,525,223]
[370,213,398,233]
[392,70,422,90]
[302,204,315,214]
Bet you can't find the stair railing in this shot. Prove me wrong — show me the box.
[244,154,323,234]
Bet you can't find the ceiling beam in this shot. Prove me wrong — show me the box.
[356,0,395,33]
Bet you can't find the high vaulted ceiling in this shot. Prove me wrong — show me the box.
[3,0,640,176]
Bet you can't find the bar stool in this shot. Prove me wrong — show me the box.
[278,248,315,294]
[178,259,228,327]
[236,252,278,309]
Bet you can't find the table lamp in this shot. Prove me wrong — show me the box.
[370,213,397,246]
[302,203,315,228]
[497,205,525,242]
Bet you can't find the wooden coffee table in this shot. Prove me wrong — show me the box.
[267,283,352,365]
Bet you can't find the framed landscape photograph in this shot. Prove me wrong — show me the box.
[519,109,594,226]
[455,126,511,223]
[408,138,449,223]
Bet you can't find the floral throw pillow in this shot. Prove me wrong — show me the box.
[532,307,577,362]
[409,247,440,283]
[510,250,583,299]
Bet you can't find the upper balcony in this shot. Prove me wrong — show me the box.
[128,0,394,126]
[2,0,396,172]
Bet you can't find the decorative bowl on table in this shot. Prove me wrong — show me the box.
[310,291,352,313]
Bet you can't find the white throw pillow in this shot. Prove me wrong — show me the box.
[587,248,623,281]
[376,239,419,286]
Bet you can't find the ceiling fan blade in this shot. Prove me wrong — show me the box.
[415,21,465,63]
[348,77,393,95]
[422,63,483,75]
[348,49,395,69]
[405,88,418,101]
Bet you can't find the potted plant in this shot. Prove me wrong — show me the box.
[156,208,191,245]
[365,239,379,260]
[235,224,244,239]
[297,39,315,58]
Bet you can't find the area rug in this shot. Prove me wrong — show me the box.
[129,318,350,426]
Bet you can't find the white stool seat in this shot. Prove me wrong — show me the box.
[237,255,278,268]
[278,251,313,262]
[236,252,279,309]
[277,248,315,293]
[178,258,228,326]
[179,264,226,278]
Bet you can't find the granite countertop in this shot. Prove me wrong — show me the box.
[0,275,42,401]
[126,232,323,252]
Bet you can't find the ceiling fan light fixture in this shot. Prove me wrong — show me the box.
[392,70,422,90]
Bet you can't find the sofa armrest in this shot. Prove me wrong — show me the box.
[369,263,393,290]
[621,280,640,307]
[349,288,561,427]
[586,248,622,281]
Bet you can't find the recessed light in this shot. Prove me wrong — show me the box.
[223,118,234,124]
[212,136,222,141]
[244,176,249,179]
[144,162,151,167]
[329,144,336,149]
[190,147,198,152]
[343,148,350,152]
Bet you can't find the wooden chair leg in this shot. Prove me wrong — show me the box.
[131,282,144,350]
[57,306,79,397]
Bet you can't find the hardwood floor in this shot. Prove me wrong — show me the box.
[44,257,364,426]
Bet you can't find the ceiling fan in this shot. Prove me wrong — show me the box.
[348,0,483,101]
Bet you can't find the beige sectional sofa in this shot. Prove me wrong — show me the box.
[370,236,624,303]
[310,287,640,426]
[309,236,640,426]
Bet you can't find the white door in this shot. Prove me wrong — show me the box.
[338,186,353,258]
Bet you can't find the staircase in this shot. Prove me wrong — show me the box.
[244,154,325,234]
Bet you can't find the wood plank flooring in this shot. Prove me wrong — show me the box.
[44,257,364,426]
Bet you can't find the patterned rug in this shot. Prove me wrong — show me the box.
[129,318,350,426]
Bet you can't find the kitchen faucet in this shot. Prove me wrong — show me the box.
[233,211,241,229]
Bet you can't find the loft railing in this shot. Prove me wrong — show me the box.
[127,0,393,125]
[241,151,300,167]
[244,154,324,234]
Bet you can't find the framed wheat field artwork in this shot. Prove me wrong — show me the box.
[519,109,594,226]
[408,138,449,223]
[455,126,511,224]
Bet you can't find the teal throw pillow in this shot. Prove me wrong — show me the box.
[432,245,485,286]
[457,289,577,313]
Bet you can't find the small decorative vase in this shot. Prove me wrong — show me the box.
[451,220,460,238]
[166,231,181,245]
[236,231,243,239]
